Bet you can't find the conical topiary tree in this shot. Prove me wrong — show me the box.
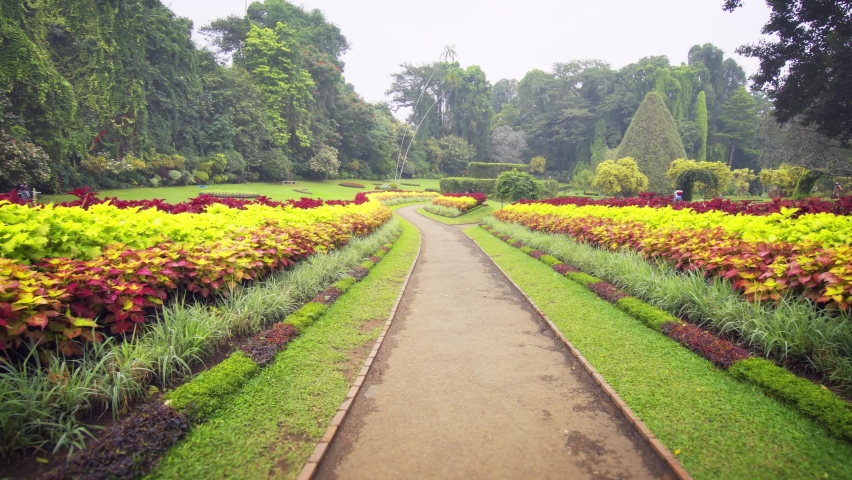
[617,92,687,193]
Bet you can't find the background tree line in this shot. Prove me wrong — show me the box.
[0,0,401,192]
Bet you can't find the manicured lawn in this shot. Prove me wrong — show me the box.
[40,179,440,204]
[146,217,420,479]
[416,203,498,225]
[464,226,852,480]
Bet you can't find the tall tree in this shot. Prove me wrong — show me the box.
[695,91,709,160]
[717,87,758,167]
[617,92,686,192]
[490,126,527,163]
[724,0,852,145]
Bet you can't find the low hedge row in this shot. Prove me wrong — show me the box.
[481,224,852,444]
[467,162,525,179]
[439,178,558,198]
[43,229,403,480]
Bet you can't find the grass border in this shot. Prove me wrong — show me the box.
[480,223,852,444]
[466,224,852,479]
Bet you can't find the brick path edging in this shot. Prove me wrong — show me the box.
[466,234,694,480]
[296,228,423,480]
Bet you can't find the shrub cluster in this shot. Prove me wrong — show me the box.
[339,182,365,188]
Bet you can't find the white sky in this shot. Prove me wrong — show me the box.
[167,0,772,104]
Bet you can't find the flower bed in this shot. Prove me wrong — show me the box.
[522,192,852,217]
[431,192,486,213]
[0,193,395,353]
[495,201,852,309]
[481,224,852,443]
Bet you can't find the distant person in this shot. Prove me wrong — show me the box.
[832,182,844,198]
[17,183,30,200]
[673,190,683,202]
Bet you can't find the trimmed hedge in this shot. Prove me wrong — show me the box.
[333,276,357,293]
[565,271,600,286]
[730,358,852,441]
[289,302,329,332]
[440,178,497,195]
[539,254,562,267]
[166,352,260,420]
[467,162,525,179]
[615,297,678,330]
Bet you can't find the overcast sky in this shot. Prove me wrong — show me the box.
[167,0,772,105]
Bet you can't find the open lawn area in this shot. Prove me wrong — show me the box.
[39,179,441,204]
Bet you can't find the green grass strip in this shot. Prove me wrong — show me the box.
[165,352,259,420]
[147,218,420,479]
[464,226,852,480]
[416,203,497,225]
[730,358,852,442]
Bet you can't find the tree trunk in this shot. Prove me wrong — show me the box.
[728,141,736,167]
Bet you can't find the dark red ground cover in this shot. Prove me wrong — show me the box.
[588,281,629,303]
[314,287,344,305]
[241,323,299,365]
[552,263,578,275]
[661,322,751,368]
[519,192,852,217]
[350,267,369,281]
[40,403,190,480]
[528,250,545,259]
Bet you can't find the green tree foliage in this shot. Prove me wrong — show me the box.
[569,166,595,192]
[717,87,758,167]
[724,0,852,145]
[695,91,709,160]
[617,92,686,192]
[592,158,649,197]
[489,126,527,163]
[529,156,546,174]
[731,167,757,196]
[759,164,807,197]
[387,61,493,163]
[590,119,607,166]
[438,135,476,176]
[675,168,720,201]
[0,129,52,190]
[307,145,340,179]
[243,23,314,147]
[494,170,540,202]
[0,0,402,190]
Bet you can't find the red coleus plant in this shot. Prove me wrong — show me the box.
[519,192,852,217]
[55,187,368,213]
[661,322,751,368]
[0,209,390,353]
[494,209,852,310]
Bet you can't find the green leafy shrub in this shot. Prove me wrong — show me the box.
[495,170,541,202]
[520,246,533,254]
[165,352,260,420]
[616,297,679,330]
[730,358,852,441]
[539,255,562,266]
[332,276,357,293]
[288,302,329,333]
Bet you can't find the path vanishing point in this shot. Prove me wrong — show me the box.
[314,206,678,479]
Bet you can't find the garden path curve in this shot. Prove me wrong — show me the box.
[314,205,674,479]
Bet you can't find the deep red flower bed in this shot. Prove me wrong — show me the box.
[588,281,629,303]
[44,187,367,214]
[519,192,852,217]
[661,322,752,368]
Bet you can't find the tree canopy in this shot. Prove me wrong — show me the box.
[724,0,852,145]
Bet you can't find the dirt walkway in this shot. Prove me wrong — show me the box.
[315,206,674,479]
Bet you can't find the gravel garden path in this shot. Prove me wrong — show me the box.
[315,206,675,479]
